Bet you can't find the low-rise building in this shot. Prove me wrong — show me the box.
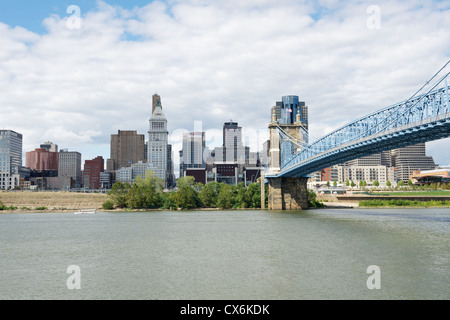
[410,169,450,185]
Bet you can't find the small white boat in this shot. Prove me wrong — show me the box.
[74,209,97,214]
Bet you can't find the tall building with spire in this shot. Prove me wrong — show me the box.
[148,94,169,186]
[152,94,162,114]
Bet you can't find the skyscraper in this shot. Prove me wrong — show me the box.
[83,156,104,189]
[58,149,82,189]
[166,144,175,188]
[223,121,242,148]
[211,121,260,185]
[180,132,206,177]
[215,121,249,163]
[26,148,59,171]
[108,130,146,171]
[390,143,436,182]
[273,95,308,129]
[0,130,23,190]
[148,94,169,186]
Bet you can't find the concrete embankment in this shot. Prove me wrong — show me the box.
[316,194,359,208]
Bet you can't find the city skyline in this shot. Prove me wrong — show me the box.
[1,0,449,170]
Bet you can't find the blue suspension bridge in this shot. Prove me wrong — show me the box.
[265,61,450,210]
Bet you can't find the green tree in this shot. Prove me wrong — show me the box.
[175,176,201,209]
[234,182,250,208]
[397,180,405,188]
[102,200,114,210]
[108,181,131,208]
[177,176,196,189]
[333,181,337,187]
[216,184,235,209]
[126,171,164,209]
[246,181,262,208]
[176,185,200,209]
[408,180,413,188]
[386,180,391,188]
[308,189,324,208]
[162,192,177,210]
[199,181,222,208]
[264,184,268,208]
[193,182,204,192]
[326,180,330,187]
[346,180,350,187]
[351,181,356,188]
[373,180,380,187]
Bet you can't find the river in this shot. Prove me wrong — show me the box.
[0,208,449,300]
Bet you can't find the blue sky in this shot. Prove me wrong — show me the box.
[1,0,449,172]
[0,0,340,34]
[0,0,153,33]
[1,0,184,38]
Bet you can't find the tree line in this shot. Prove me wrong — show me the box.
[103,171,324,210]
[343,179,450,190]
[103,172,268,210]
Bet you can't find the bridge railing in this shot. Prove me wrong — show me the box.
[279,61,450,170]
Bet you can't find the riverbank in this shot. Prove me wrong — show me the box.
[2,191,450,213]
[358,198,450,208]
[317,194,359,208]
[318,193,450,209]
[0,191,107,212]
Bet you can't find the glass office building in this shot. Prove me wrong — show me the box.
[273,95,308,128]
[0,130,23,190]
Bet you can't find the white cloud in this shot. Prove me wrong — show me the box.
[0,0,449,173]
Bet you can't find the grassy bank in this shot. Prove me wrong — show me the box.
[368,191,450,196]
[359,198,450,208]
[0,191,107,212]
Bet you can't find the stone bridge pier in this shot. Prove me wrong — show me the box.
[267,177,309,210]
[266,109,309,210]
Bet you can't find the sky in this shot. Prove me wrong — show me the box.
[1,0,450,177]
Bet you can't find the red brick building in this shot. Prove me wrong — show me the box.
[26,148,59,171]
[321,167,333,181]
[83,156,104,189]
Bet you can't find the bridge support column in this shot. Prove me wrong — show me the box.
[268,177,308,210]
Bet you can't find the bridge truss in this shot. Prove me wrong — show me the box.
[272,61,450,178]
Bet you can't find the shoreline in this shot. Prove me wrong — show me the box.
[3,204,450,214]
[2,191,450,214]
